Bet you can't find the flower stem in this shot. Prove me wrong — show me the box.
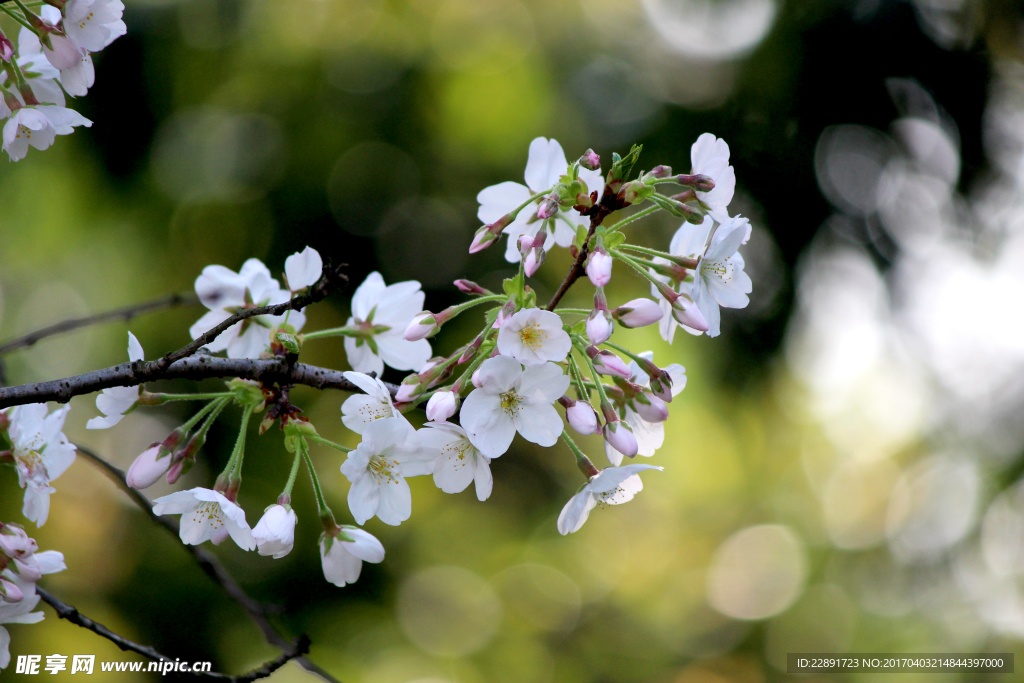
[301,326,363,341]
[619,243,699,268]
[606,205,659,233]
[608,249,667,289]
[217,403,254,486]
[566,353,589,402]
[0,7,34,36]
[600,341,647,366]
[156,392,235,402]
[306,433,352,453]
[561,430,599,478]
[571,336,610,407]
[179,398,227,434]
[281,450,303,500]
[299,438,336,526]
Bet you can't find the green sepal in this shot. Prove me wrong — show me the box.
[571,320,587,336]
[276,332,300,354]
[603,231,626,249]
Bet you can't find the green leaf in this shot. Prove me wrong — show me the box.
[571,320,587,336]
[604,231,626,249]
[276,332,301,354]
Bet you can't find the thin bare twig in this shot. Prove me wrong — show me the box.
[35,587,311,681]
[0,293,200,358]
[0,356,396,409]
[75,445,342,683]
[546,189,619,312]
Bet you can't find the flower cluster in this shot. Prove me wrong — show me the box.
[0,135,753,597]
[0,0,124,161]
[0,522,65,670]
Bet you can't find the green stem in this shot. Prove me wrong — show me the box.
[218,403,253,481]
[561,430,599,478]
[551,308,591,315]
[281,450,303,500]
[608,249,667,290]
[566,353,589,402]
[601,341,647,367]
[307,433,352,453]
[195,397,230,438]
[300,439,336,524]
[301,325,362,341]
[158,392,235,402]
[179,398,226,434]
[619,243,699,268]
[452,341,494,396]
[571,337,610,407]
[607,206,658,233]
[0,6,34,35]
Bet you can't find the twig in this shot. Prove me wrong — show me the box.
[546,191,618,311]
[0,356,397,409]
[37,586,311,681]
[0,293,200,358]
[75,445,342,683]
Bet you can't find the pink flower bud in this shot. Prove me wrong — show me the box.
[165,459,185,485]
[676,174,715,192]
[0,577,23,603]
[0,33,13,63]
[524,248,545,277]
[591,350,631,378]
[469,226,499,254]
[587,251,612,287]
[454,279,488,295]
[566,402,600,435]
[632,394,669,423]
[603,422,638,457]
[404,312,437,341]
[471,368,482,387]
[670,294,709,332]
[0,524,37,560]
[613,298,664,328]
[395,381,420,403]
[126,445,171,490]
[579,149,601,171]
[537,192,560,220]
[252,504,297,559]
[426,390,458,422]
[647,165,672,179]
[586,309,613,345]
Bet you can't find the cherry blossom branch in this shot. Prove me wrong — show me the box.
[0,292,200,357]
[36,586,311,681]
[546,191,619,311]
[74,445,342,683]
[0,356,399,409]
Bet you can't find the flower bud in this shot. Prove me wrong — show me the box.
[670,294,709,332]
[126,445,171,490]
[454,279,488,295]
[537,192,560,220]
[632,394,669,423]
[612,298,663,328]
[603,422,638,457]
[566,401,600,435]
[252,504,297,559]
[587,251,612,287]
[426,391,458,422]
[589,348,632,378]
[395,379,422,403]
[0,577,24,603]
[579,149,601,171]
[469,226,499,254]
[0,524,37,561]
[676,174,715,192]
[524,247,545,277]
[404,312,437,341]
[0,32,13,63]
[586,309,613,345]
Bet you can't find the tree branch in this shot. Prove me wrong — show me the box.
[546,192,617,311]
[0,293,200,358]
[35,587,311,681]
[0,356,398,409]
[74,445,342,683]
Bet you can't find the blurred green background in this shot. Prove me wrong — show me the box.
[4,0,1024,680]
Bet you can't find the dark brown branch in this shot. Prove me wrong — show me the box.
[157,262,348,370]
[0,356,396,409]
[546,195,617,311]
[75,445,342,683]
[37,586,310,681]
[0,293,200,357]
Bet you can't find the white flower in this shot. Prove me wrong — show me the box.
[152,488,256,550]
[5,404,76,526]
[86,332,144,429]
[284,246,322,292]
[477,137,603,264]
[344,272,431,376]
[690,133,736,223]
[340,417,438,526]
[418,422,493,501]
[341,371,404,434]
[496,308,571,366]
[320,527,384,587]
[63,0,126,53]
[604,352,686,465]
[2,105,91,162]
[189,258,305,359]
[556,464,662,535]
[17,15,93,97]
[252,504,297,559]
[460,356,570,458]
[0,541,65,670]
[5,29,66,103]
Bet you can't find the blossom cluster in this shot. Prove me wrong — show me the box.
[0,522,65,670]
[0,135,754,629]
[0,0,124,161]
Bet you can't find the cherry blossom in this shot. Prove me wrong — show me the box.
[320,527,385,587]
[189,258,304,359]
[0,547,65,670]
[587,251,613,287]
[340,371,403,434]
[586,309,613,345]
[425,390,458,422]
[125,446,168,490]
[612,299,664,328]
[152,488,256,550]
[4,404,76,526]
[460,356,570,458]
[477,137,603,264]
[690,133,736,223]
[7,28,66,103]
[418,422,493,501]
[284,246,322,292]
[556,464,662,535]
[86,332,144,429]
[344,272,431,376]
[604,352,686,465]
[252,504,297,559]
[496,308,571,366]
[340,417,438,526]
[63,0,126,53]
[2,105,92,162]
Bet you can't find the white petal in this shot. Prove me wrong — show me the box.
[347,475,381,526]
[476,181,532,223]
[351,272,387,321]
[557,490,597,535]
[512,401,563,448]
[285,246,323,291]
[524,137,568,193]
[340,527,385,563]
[375,477,412,526]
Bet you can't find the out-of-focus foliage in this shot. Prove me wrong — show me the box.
[2,0,1024,681]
